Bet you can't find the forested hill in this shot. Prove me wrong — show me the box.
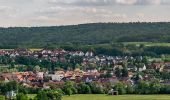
[0,22,170,48]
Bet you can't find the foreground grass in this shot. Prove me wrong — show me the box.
[63,94,170,100]
[0,95,5,100]
[0,94,36,100]
[28,94,37,99]
[1,94,170,100]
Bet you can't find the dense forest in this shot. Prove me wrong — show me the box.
[0,22,170,48]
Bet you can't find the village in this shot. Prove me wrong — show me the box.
[0,48,170,90]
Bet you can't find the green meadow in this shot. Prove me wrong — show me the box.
[123,42,170,47]
[1,94,170,100]
[63,94,170,100]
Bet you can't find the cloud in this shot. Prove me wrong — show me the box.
[116,0,137,5]
[0,6,19,18]
[48,0,111,6]
[31,16,59,23]
[0,0,170,27]
[48,0,168,6]
[0,6,14,12]
[136,13,145,18]
[136,0,162,5]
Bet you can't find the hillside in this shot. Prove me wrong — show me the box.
[0,22,170,48]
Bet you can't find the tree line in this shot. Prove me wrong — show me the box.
[1,22,170,48]
[1,80,170,100]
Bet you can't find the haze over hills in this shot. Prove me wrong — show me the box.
[0,22,170,48]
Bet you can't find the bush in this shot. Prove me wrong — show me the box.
[16,93,28,100]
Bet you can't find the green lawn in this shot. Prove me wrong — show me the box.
[0,95,5,100]
[63,94,170,100]
[28,94,37,99]
[1,94,170,100]
[0,94,36,100]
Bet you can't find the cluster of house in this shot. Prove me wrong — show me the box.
[1,48,170,88]
[0,68,116,88]
[0,49,93,58]
[0,61,167,89]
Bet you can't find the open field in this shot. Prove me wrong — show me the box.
[0,94,36,100]
[63,94,170,100]
[30,49,43,52]
[1,42,170,51]
[1,94,170,100]
[0,95,5,100]
[0,48,43,52]
[123,42,170,47]
[28,94,37,99]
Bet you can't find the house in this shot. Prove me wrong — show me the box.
[10,53,19,58]
[114,64,123,70]
[0,73,18,82]
[87,69,98,73]
[32,52,39,58]
[85,77,93,83]
[128,72,134,78]
[64,71,74,81]
[143,74,155,81]
[82,72,100,83]
[85,51,94,57]
[163,62,170,72]
[50,57,58,62]
[0,50,5,56]
[41,49,52,54]
[52,49,67,56]
[108,89,118,95]
[55,71,65,75]
[15,48,32,56]
[70,51,84,56]
[36,72,44,79]
[39,49,52,58]
[51,74,64,82]
[147,63,164,71]
[138,64,146,72]
[5,90,17,99]
[127,64,137,71]
[99,77,119,84]
[0,75,10,82]
[43,84,50,89]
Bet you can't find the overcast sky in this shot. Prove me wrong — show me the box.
[0,0,170,27]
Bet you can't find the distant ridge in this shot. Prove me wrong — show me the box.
[0,22,170,48]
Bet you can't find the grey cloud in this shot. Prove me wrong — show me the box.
[0,0,170,27]
[48,0,170,6]
[48,0,111,6]
[0,6,19,18]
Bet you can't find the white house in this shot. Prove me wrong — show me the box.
[70,51,84,56]
[51,74,64,81]
[36,72,44,79]
[87,69,98,73]
[139,64,146,72]
[85,51,94,57]
[41,50,52,54]
[75,51,84,56]
[5,91,17,99]
[85,77,93,83]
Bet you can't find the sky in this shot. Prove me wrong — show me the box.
[0,0,170,27]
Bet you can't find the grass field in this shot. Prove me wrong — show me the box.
[0,94,36,100]
[1,42,170,51]
[0,48,42,52]
[123,42,170,47]
[28,94,37,99]
[63,94,170,100]
[1,94,170,100]
[0,95,5,100]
